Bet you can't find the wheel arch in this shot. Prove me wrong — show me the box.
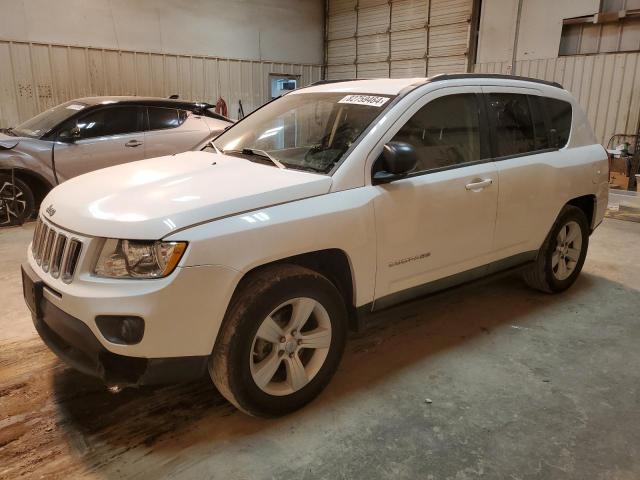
[232,248,359,331]
[0,167,53,212]
[566,194,596,231]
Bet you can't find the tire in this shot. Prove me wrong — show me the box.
[0,174,35,226]
[210,264,348,417]
[523,205,589,293]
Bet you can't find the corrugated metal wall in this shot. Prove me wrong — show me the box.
[474,52,640,145]
[326,0,474,80]
[0,39,323,128]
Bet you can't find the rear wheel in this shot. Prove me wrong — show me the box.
[210,264,348,417]
[0,174,35,226]
[523,205,589,293]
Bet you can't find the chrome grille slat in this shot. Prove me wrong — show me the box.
[41,229,56,272]
[32,217,83,283]
[31,218,42,254]
[62,240,82,283]
[35,224,49,265]
[50,234,67,279]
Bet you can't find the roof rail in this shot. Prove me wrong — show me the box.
[310,79,359,86]
[428,73,563,89]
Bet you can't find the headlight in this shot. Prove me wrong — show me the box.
[94,239,187,279]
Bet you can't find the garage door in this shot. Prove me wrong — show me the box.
[326,0,475,80]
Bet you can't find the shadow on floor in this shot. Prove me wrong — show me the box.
[44,269,602,473]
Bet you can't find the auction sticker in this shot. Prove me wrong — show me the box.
[338,95,390,107]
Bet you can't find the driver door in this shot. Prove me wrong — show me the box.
[372,87,499,307]
[53,105,146,181]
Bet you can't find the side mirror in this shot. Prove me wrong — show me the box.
[372,141,418,184]
[58,126,81,143]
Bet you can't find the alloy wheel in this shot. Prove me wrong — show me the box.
[552,220,582,281]
[250,297,332,396]
[0,180,27,226]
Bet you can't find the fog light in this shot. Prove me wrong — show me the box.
[96,316,145,345]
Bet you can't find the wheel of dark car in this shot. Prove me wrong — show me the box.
[209,264,348,417]
[523,205,589,293]
[0,174,35,227]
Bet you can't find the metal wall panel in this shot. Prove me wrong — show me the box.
[329,0,357,15]
[474,52,640,145]
[357,4,391,37]
[326,0,472,79]
[391,0,429,32]
[328,10,357,40]
[391,59,427,78]
[357,33,389,64]
[391,29,428,61]
[0,39,322,127]
[327,64,357,80]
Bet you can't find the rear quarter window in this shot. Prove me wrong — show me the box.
[545,98,572,148]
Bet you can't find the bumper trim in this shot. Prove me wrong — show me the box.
[23,263,208,386]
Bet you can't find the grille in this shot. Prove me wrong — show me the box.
[32,217,82,283]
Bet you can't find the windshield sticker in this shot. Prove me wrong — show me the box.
[65,104,86,111]
[338,95,390,107]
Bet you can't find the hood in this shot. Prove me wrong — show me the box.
[41,151,332,239]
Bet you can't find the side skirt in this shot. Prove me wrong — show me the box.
[354,250,538,330]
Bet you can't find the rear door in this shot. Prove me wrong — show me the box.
[482,87,563,257]
[52,105,146,180]
[143,107,210,158]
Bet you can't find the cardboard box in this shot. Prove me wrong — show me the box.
[609,156,630,173]
[610,171,630,189]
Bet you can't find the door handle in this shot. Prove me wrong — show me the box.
[125,140,143,148]
[465,178,493,191]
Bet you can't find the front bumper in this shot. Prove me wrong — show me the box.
[23,262,209,386]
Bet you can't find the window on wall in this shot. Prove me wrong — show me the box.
[559,1,640,56]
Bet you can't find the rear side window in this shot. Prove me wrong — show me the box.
[147,107,188,131]
[546,98,572,148]
[487,93,535,157]
[529,96,550,150]
[391,93,484,173]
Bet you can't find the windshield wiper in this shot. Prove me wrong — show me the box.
[224,148,286,169]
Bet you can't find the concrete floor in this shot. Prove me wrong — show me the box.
[1,218,639,479]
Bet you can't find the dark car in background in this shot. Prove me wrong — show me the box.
[0,97,232,226]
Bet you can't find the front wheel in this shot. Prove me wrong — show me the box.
[210,264,348,417]
[523,205,590,293]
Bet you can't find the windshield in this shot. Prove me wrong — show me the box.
[12,101,88,138]
[211,92,395,173]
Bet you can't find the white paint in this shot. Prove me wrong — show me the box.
[27,77,607,360]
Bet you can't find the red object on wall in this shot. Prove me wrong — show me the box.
[215,97,228,118]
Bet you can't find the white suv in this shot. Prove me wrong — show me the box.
[22,74,608,417]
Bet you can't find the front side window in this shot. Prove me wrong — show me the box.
[213,92,394,174]
[391,93,484,173]
[148,107,187,131]
[487,93,536,157]
[13,101,88,138]
[63,106,142,140]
